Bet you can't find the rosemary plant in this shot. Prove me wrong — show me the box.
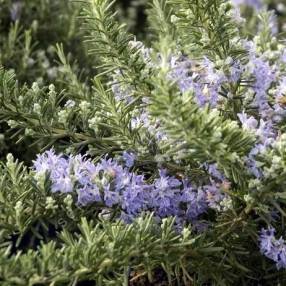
[0,0,286,285]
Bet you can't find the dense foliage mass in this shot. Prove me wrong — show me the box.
[1,0,286,285]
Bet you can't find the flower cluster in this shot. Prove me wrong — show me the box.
[232,0,264,9]
[161,37,285,180]
[31,5,286,271]
[168,56,227,107]
[259,227,286,269]
[33,149,230,225]
[123,9,286,271]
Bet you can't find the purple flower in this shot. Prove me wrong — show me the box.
[275,77,286,101]
[52,175,73,193]
[229,60,244,83]
[272,104,286,123]
[33,149,62,174]
[204,163,225,181]
[268,11,278,36]
[33,150,215,226]
[238,112,258,131]
[151,170,181,217]
[180,181,208,220]
[110,70,134,103]
[259,227,276,257]
[242,40,256,57]
[77,185,102,206]
[104,186,121,207]
[204,183,224,210]
[282,51,286,64]
[246,150,263,178]
[256,119,276,145]
[122,151,136,168]
[247,57,276,111]
[232,0,264,10]
[131,111,167,142]
[230,7,245,25]
[245,118,276,178]
[10,2,22,21]
[168,56,226,107]
[259,227,286,269]
[33,149,73,193]
[277,246,286,270]
[121,174,150,216]
[168,56,193,93]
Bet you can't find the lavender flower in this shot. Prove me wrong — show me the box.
[110,70,134,103]
[151,169,182,217]
[77,185,102,206]
[248,57,276,111]
[204,163,225,182]
[282,51,286,64]
[10,1,22,21]
[268,11,278,36]
[121,173,149,217]
[229,59,244,83]
[33,150,218,226]
[33,149,73,193]
[232,0,264,10]
[230,7,246,25]
[122,151,136,168]
[180,182,208,221]
[238,111,277,178]
[275,77,286,100]
[168,56,226,107]
[238,112,258,131]
[168,56,193,93]
[204,183,225,210]
[128,40,152,64]
[131,110,167,142]
[259,227,286,269]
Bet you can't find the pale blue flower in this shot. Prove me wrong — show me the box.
[259,227,286,269]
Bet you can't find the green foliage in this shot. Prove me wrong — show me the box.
[147,0,175,40]
[0,215,198,286]
[166,0,242,59]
